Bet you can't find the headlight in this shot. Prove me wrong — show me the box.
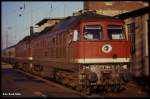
[85,65,90,69]
[105,65,111,69]
[105,66,108,69]
[87,72,98,83]
[122,65,127,69]
[99,66,104,69]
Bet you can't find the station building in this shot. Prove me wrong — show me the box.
[34,18,64,33]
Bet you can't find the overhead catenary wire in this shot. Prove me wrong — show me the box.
[15,2,63,33]
[46,2,63,19]
[3,2,71,48]
[4,2,63,25]
[14,3,64,35]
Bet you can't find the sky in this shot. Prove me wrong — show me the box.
[2,1,83,49]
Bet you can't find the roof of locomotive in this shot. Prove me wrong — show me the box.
[17,36,30,44]
[51,11,121,32]
[3,45,16,50]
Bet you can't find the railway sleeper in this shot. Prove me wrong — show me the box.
[62,77,69,86]
[81,84,92,95]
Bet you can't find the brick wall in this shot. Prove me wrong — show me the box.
[84,1,148,16]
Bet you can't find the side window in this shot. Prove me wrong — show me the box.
[52,37,55,57]
[53,36,56,58]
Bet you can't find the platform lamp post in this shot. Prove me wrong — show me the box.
[6,26,12,48]
[29,25,33,60]
[29,2,33,61]
[26,2,34,70]
[7,26,12,63]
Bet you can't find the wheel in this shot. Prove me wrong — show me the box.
[78,84,91,95]
[106,85,111,92]
[81,80,92,95]
[83,86,91,95]
[13,63,17,69]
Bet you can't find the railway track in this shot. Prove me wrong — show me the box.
[2,63,149,98]
[2,64,87,98]
[11,68,131,97]
[94,81,149,97]
[13,68,109,97]
[13,68,88,97]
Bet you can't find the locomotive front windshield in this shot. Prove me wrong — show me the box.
[108,25,125,40]
[84,25,102,40]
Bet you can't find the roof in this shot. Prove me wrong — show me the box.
[39,25,55,35]
[17,35,30,45]
[52,11,120,32]
[4,45,16,50]
[16,25,56,45]
[36,18,64,26]
[114,7,149,19]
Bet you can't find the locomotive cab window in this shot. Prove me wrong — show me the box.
[84,25,102,40]
[107,25,125,40]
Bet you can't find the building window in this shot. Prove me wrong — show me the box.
[127,23,136,54]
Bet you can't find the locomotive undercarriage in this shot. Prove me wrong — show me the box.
[12,61,130,95]
[78,63,130,94]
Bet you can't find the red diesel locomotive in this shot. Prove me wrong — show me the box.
[12,11,131,94]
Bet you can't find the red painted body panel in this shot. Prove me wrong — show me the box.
[28,48,32,57]
[70,41,130,59]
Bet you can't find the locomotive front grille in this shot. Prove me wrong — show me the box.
[87,64,126,85]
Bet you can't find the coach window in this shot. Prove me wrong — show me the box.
[107,25,125,40]
[84,25,102,40]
